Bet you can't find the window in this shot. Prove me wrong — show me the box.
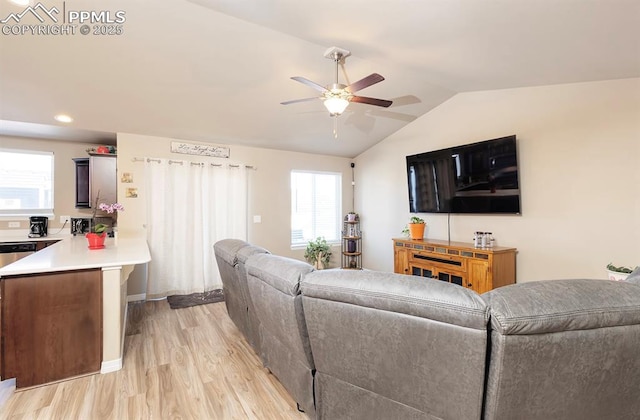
[291,170,342,247]
[0,149,54,216]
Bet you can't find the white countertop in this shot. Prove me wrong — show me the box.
[0,235,151,277]
[0,232,72,242]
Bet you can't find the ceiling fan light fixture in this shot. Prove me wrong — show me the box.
[54,114,73,123]
[323,96,349,116]
[283,46,391,118]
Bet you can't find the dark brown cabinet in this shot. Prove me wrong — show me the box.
[73,155,116,209]
[73,158,90,207]
[1,269,103,388]
[35,240,60,251]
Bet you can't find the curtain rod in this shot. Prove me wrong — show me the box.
[131,156,256,169]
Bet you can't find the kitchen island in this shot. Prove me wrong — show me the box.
[0,235,150,388]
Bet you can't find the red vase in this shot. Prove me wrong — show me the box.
[86,232,106,249]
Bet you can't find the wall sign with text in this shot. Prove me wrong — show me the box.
[170,142,230,158]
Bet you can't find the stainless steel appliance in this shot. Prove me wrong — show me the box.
[29,216,48,238]
[0,242,37,268]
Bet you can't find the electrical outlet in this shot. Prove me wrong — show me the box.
[8,221,20,228]
[60,215,71,224]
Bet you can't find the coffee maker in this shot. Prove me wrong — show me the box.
[29,216,48,238]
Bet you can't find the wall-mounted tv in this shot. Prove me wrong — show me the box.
[406,135,521,214]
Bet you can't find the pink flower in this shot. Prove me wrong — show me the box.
[98,202,125,213]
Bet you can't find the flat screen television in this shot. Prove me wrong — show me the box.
[406,135,521,214]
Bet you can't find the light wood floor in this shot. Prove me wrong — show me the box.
[1,300,307,419]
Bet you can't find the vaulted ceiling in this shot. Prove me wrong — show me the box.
[1,0,639,157]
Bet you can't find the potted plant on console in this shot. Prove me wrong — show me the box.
[304,237,332,269]
[403,216,426,240]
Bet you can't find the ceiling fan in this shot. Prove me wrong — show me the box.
[281,47,393,117]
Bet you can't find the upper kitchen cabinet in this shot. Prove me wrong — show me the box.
[73,155,116,209]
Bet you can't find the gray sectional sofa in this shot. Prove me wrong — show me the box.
[215,240,640,420]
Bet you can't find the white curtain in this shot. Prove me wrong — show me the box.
[144,159,247,299]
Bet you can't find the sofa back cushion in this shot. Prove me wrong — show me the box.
[236,244,270,265]
[213,239,250,336]
[482,279,640,420]
[214,239,248,266]
[302,270,489,420]
[234,244,270,352]
[246,253,316,415]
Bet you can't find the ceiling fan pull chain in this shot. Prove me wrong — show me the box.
[333,117,338,139]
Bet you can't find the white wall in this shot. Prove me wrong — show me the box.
[355,78,640,282]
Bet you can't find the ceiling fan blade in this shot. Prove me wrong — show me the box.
[346,73,385,93]
[291,76,327,93]
[351,95,393,108]
[280,97,320,105]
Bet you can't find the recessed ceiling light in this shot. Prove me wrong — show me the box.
[54,114,73,123]
[9,0,31,6]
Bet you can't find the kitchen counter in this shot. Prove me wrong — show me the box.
[0,235,150,277]
[0,230,71,241]
[0,233,151,388]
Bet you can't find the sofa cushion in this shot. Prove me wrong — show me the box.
[483,279,640,335]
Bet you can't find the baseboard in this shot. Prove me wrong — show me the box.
[100,358,122,374]
[127,293,146,302]
[0,378,16,409]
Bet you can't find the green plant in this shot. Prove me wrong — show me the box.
[304,237,332,268]
[402,216,425,235]
[606,263,637,274]
[91,223,108,234]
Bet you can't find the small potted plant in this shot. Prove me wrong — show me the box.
[86,223,108,249]
[304,237,332,269]
[87,195,124,249]
[346,212,359,222]
[606,263,637,281]
[403,216,426,240]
